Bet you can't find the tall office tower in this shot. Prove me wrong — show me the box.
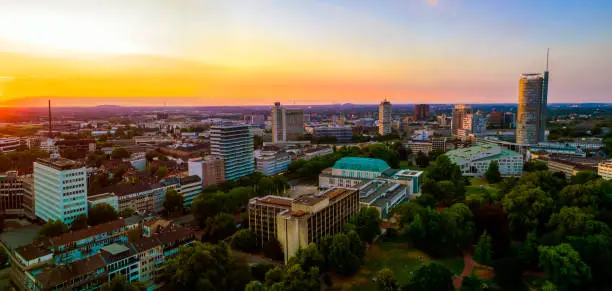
[34,157,87,224]
[463,110,488,135]
[414,104,430,121]
[210,124,254,181]
[451,104,473,136]
[516,50,550,145]
[271,102,304,143]
[378,99,392,135]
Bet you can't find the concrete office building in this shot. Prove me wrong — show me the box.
[598,161,612,180]
[414,104,430,121]
[516,51,550,145]
[379,99,392,135]
[210,124,255,181]
[276,187,360,262]
[446,144,523,177]
[34,157,87,224]
[188,156,225,187]
[21,176,35,220]
[0,136,20,152]
[256,151,291,176]
[248,195,293,247]
[0,174,23,217]
[452,104,473,136]
[271,102,304,143]
[312,126,353,143]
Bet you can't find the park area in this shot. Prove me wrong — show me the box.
[331,241,465,291]
[465,177,501,201]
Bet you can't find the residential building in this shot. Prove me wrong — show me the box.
[0,136,20,152]
[94,184,165,215]
[451,104,473,136]
[312,126,353,143]
[248,195,293,247]
[378,99,392,135]
[21,176,35,220]
[178,175,202,206]
[0,174,23,217]
[210,124,255,181]
[24,254,107,291]
[188,156,225,187]
[88,193,119,212]
[34,157,87,224]
[101,244,140,283]
[436,113,451,127]
[516,56,549,145]
[319,157,391,188]
[276,187,360,262]
[598,161,612,180]
[256,151,291,176]
[130,237,163,289]
[462,111,487,135]
[414,104,430,121]
[271,102,304,143]
[404,141,432,155]
[446,144,523,177]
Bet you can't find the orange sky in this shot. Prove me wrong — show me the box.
[0,0,610,107]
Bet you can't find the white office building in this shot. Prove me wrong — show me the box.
[598,161,612,180]
[256,151,291,176]
[34,157,88,224]
[446,144,523,177]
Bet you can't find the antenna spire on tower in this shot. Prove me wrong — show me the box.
[546,48,550,72]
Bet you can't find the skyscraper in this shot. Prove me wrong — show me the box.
[34,157,87,224]
[414,104,430,121]
[378,99,392,135]
[210,124,255,181]
[271,102,304,143]
[451,104,473,136]
[516,50,549,145]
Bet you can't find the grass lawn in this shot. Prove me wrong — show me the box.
[332,242,464,291]
[466,177,501,201]
[399,160,424,171]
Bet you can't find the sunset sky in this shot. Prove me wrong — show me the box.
[0,0,610,107]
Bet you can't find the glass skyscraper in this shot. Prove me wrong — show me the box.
[516,71,548,145]
[210,124,255,181]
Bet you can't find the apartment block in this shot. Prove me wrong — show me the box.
[187,156,225,187]
[21,176,35,220]
[34,157,87,224]
[178,175,202,206]
[256,151,291,176]
[210,124,255,181]
[598,161,612,180]
[94,184,165,215]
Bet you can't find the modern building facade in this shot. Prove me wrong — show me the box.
[319,157,391,189]
[355,179,408,219]
[516,64,549,145]
[451,104,473,136]
[88,193,119,212]
[0,174,24,217]
[414,104,430,121]
[378,99,392,135]
[34,157,87,224]
[21,176,35,220]
[187,156,225,187]
[248,195,293,247]
[271,102,304,143]
[210,124,255,181]
[0,136,20,152]
[178,175,202,206]
[598,161,612,180]
[446,144,523,177]
[255,151,291,176]
[312,126,353,143]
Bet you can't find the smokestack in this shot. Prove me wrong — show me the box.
[48,99,52,138]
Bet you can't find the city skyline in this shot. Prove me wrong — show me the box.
[0,0,611,107]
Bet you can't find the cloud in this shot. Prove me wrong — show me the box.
[427,0,438,6]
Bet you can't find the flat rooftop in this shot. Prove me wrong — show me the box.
[36,157,82,170]
[88,193,116,202]
[101,243,129,255]
[250,195,293,208]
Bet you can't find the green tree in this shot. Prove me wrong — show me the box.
[163,189,185,214]
[251,263,276,282]
[538,243,591,288]
[568,232,612,288]
[230,229,259,253]
[155,166,168,178]
[415,151,430,168]
[405,262,453,291]
[503,186,553,237]
[571,170,598,185]
[473,231,493,265]
[119,207,136,218]
[484,161,501,184]
[546,206,595,237]
[461,275,483,291]
[374,268,399,291]
[110,147,130,159]
[441,203,475,250]
[71,214,89,230]
[348,207,381,243]
[100,275,146,291]
[263,239,285,261]
[203,212,237,243]
[518,230,539,268]
[541,281,558,291]
[192,193,221,227]
[523,161,548,172]
[38,219,68,239]
[328,233,361,275]
[88,203,119,226]
[245,281,266,291]
[257,177,275,196]
[291,243,323,272]
[264,267,284,287]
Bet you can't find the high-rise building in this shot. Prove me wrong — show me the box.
[34,157,87,224]
[451,104,473,136]
[414,104,430,121]
[516,51,549,145]
[188,156,225,187]
[210,124,255,181]
[488,111,504,129]
[378,99,392,135]
[504,112,516,129]
[462,111,487,135]
[271,102,304,143]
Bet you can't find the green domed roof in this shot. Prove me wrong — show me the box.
[332,157,390,172]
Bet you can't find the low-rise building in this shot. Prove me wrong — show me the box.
[256,151,291,176]
[319,157,390,189]
[88,193,119,212]
[446,144,523,177]
[178,175,202,206]
[302,146,333,160]
[404,141,432,154]
[598,161,612,180]
[0,136,20,152]
[354,180,408,218]
[101,244,140,283]
[312,126,353,143]
[94,184,165,215]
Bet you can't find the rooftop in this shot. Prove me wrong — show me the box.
[33,255,106,288]
[181,175,201,185]
[36,157,82,171]
[332,157,390,172]
[45,219,125,247]
[91,183,153,197]
[446,144,520,164]
[101,243,129,255]
[250,195,293,208]
[87,193,117,202]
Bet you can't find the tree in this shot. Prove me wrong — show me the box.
[538,243,591,288]
[348,207,381,243]
[568,232,612,288]
[518,230,539,268]
[110,147,130,159]
[0,248,8,268]
[251,263,276,282]
[230,229,259,253]
[38,219,68,239]
[415,151,430,168]
[484,161,501,184]
[473,231,493,265]
[546,206,595,238]
[541,281,558,291]
[571,170,598,185]
[100,274,146,291]
[257,177,275,196]
[155,166,168,178]
[502,185,553,237]
[88,203,119,226]
[163,189,185,214]
[492,257,524,289]
[203,212,237,243]
[263,239,285,261]
[374,268,399,291]
[461,275,483,291]
[119,207,136,218]
[441,203,475,250]
[291,243,324,272]
[328,233,361,275]
[405,262,453,291]
[245,281,265,291]
[192,193,221,227]
[71,214,89,230]
[524,161,548,172]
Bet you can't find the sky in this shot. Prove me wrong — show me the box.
[0,0,610,107]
